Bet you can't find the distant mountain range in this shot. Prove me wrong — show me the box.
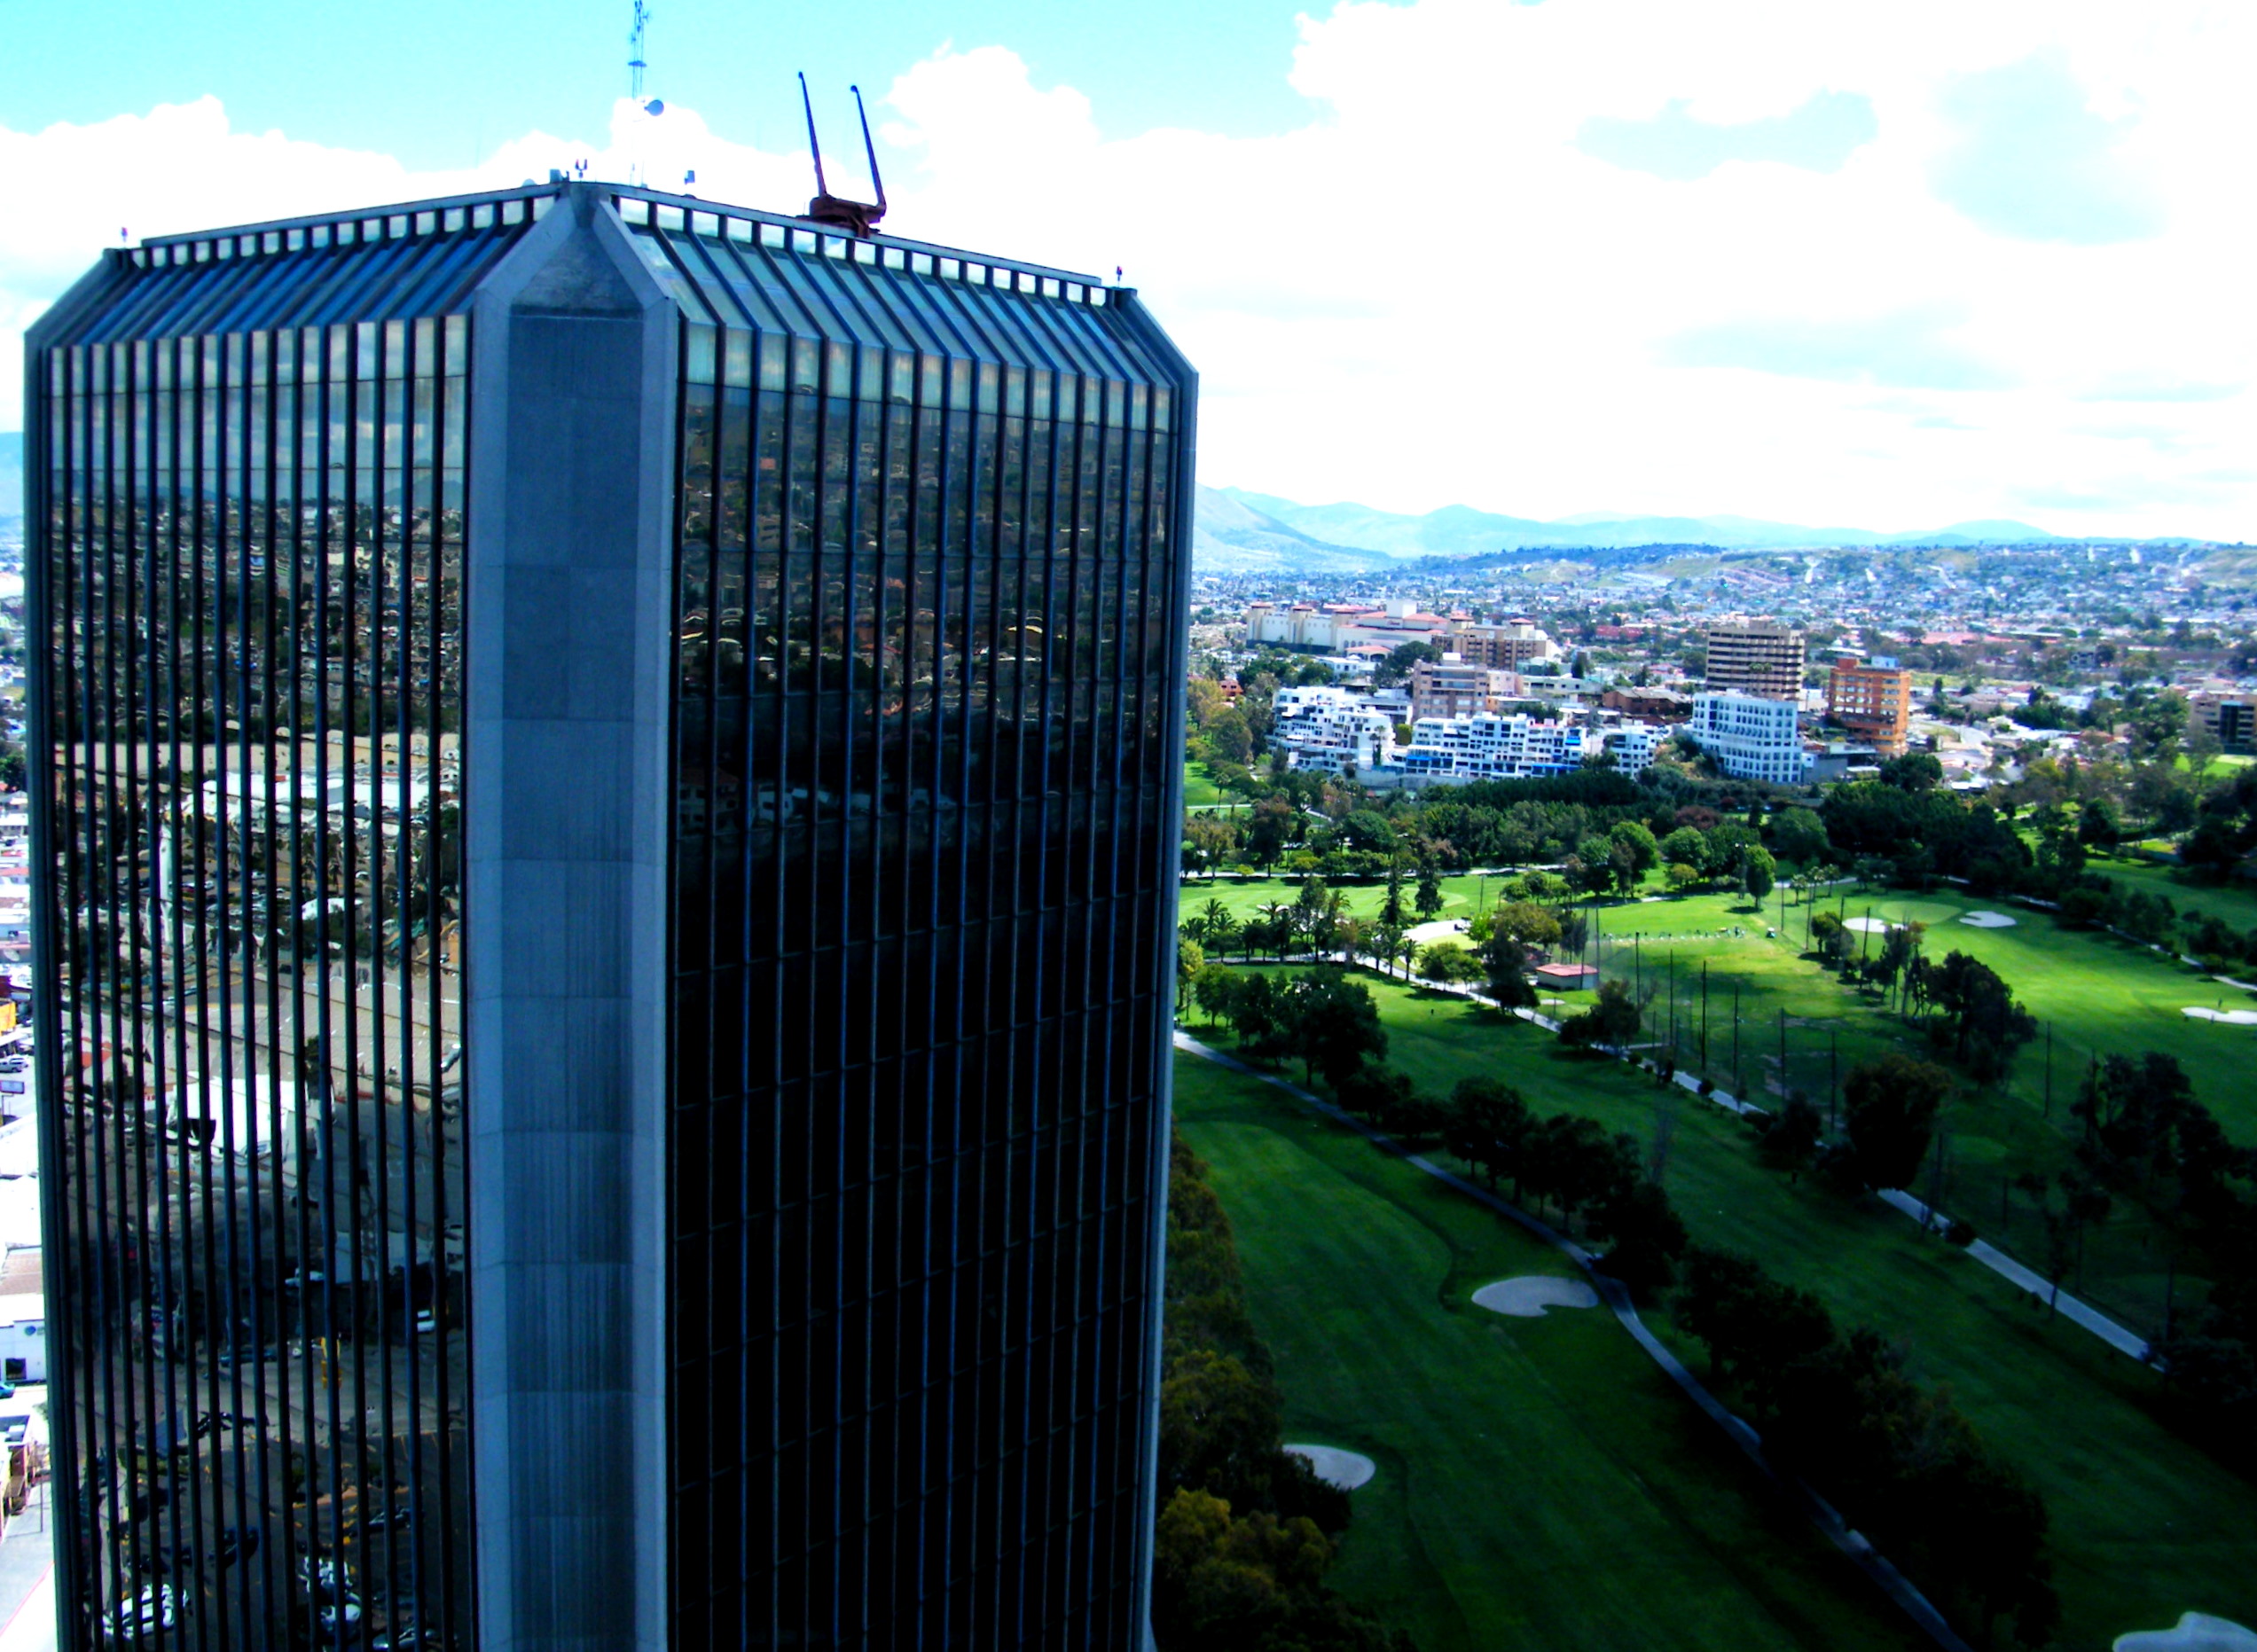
[1192,484,2087,573]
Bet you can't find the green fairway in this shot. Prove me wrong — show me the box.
[1171,1054,1927,1652]
[1183,975,2257,1650]
[2094,857,2257,938]
[1182,762,1232,807]
[1179,872,1506,932]
[1528,880,2246,1332]
[1179,872,2257,1334]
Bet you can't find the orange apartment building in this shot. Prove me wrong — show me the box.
[1827,656,1913,756]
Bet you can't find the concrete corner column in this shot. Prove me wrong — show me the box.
[466,184,677,1652]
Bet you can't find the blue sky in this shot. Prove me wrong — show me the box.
[4,0,1317,168]
[4,1,2253,537]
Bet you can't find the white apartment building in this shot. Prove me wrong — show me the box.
[1397,713,1586,782]
[1688,692,1809,785]
[1268,685,1399,774]
[1595,724,1663,778]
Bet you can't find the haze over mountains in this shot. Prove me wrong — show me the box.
[1192,483,2122,575]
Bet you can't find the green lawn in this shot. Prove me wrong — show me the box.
[1183,977,2257,1651]
[1179,861,2257,1332]
[1493,878,2247,1333]
[1172,1054,1928,1652]
[1181,873,1508,932]
[1182,762,1231,807]
[2094,857,2257,938]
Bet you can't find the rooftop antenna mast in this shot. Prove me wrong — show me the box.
[798,74,888,238]
[626,2,663,185]
[629,1,651,103]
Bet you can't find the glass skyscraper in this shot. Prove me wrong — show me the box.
[27,180,1195,1649]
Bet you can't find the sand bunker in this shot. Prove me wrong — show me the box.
[2183,1007,2257,1025]
[1846,917,1893,934]
[1473,1276,1599,1317]
[1959,911,2018,928]
[1284,1445,1376,1491]
[2114,1612,2257,1652]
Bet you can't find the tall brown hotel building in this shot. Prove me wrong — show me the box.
[26,179,1195,1649]
[1701,619,1806,701]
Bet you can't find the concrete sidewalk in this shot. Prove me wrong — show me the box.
[0,1481,55,1652]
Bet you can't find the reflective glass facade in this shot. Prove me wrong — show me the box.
[641,205,1194,1647]
[29,184,1195,1651]
[28,200,540,1647]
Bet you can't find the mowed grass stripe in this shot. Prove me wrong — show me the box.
[1172,1055,1927,1652]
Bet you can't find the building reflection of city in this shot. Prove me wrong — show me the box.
[40,299,475,1644]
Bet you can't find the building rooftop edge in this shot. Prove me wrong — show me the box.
[129,179,1118,297]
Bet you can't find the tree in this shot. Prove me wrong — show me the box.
[1568,834,1618,897]
[1159,1347,1289,1511]
[1843,1054,1951,1190]
[1191,965,1237,1030]
[1191,896,1241,955]
[1608,819,1660,892]
[1769,806,1830,868]
[1374,640,1441,688]
[1185,815,1237,879]
[1924,951,2036,1082]
[1178,937,1206,1013]
[1878,752,1944,792]
[1809,910,1853,969]
[1244,797,1296,870]
[1204,708,1254,765]
[1760,1096,1823,1178]
[1665,861,1700,893]
[1378,859,1407,928]
[1413,867,1445,920]
[1226,972,1282,1046]
[1739,844,1776,905]
[1559,979,1641,1051]
[1340,810,1396,855]
[1592,1179,1689,1296]
[1417,940,1482,984]
[1660,826,1710,877]
[1280,970,1387,1090]
[1443,1077,1534,1193]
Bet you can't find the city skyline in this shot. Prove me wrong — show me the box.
[4,0,2254,539]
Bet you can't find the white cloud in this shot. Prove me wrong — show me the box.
[4,0,2254,537]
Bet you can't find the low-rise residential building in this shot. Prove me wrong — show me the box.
[1827,654,1913,756]
[1268,685,1399,773]
[2191,691,2257,754]
[1688,691,1809,786]
[1598,685,1691,723]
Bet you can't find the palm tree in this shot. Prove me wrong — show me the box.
[1260,901,1290,961]
[1397,935,1422,981]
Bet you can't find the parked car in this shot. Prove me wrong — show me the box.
[101,1584,180,1641]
